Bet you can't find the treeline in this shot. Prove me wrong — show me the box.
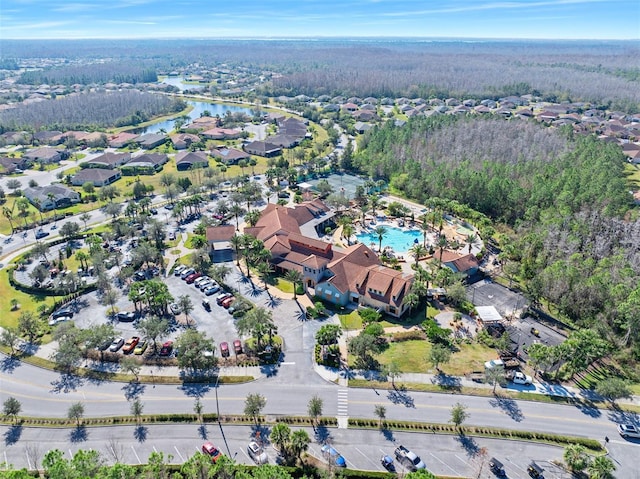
[0,91,185,131]
[356,116,640,364]
[18,62,158,86]
[356,116,631,224]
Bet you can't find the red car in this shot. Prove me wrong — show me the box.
[202,442,223,462]
[221,296,235,309]
[159,340,173,356]
[220,342,230,358]
[185,272,202,284]
[233,339,243,355]
[122,336,140,354]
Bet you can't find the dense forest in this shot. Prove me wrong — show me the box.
[0,91,185,131]
[356,116,640,369]
[2,39,639,109]
[18,61,158,86]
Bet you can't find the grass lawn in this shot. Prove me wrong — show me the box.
[275,278,304,295]
[372,339,495,376]
[624,163,640,187]
[0,268,58,329]
[339,310,362,330]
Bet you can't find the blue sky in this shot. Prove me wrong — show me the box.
[1,0,638,40]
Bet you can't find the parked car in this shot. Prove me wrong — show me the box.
[527,462,544,479]
[381,455,395,472]
[510,371,533,385]
[180,268,195,279]
[484,359,505,370]
[194,276,210,288]
[216,292,232,305]
[52,307,74,319]
[168,231,176,241]
[321,445,346,467]
[48,315,71,327]
[134,340,148,355]
[116,311,137,322]
[221,296,235,309]
[201,442,222,463]
[109,337,125,352]
[122,336,140,354]
[159,340,173,356]
[204,284,221,296]
[173,265,186,276]
[618,423,640,439]
[233,339,243,355]
[489,458,506,477]
[169,303,181,315]
[394,445,425,472]
[198,279,214,291]
[185,272,202,284]
[247,440,268,464]
[220,342,230,358]
[35,228,49,239]
[202,299,211,312]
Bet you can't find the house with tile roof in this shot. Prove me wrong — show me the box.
[245,200,414,317]
[436,249,480,277]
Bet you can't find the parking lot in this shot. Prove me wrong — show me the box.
[467,279,527,318]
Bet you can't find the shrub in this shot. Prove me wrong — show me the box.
[389,330,426,342]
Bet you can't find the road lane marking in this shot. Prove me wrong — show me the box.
[69,448,73,458]
[131,446,141,464]
[25,452,32,470]
[280,362,295,365]
[354,446,381,469]
[153,446,158,452]
[173,446,185,462]
[429,451,461,476]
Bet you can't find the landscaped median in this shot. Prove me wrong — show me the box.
[0,413,604,454]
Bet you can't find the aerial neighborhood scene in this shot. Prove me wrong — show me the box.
[1,1,639,478]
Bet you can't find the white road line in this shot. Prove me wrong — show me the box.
[280,362,295,365]
[131,446,142,464]
[173,446,185,462]
[454,454,471,467]
[153,446,158,453]
[69,448,73,458]
[429,451,460,476]
[3,451,8,469]
[25,451,32,470]
[506,457,526,475]
[354,446,381,469]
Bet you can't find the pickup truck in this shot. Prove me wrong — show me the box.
[509,371,533,385]
[394,445,425,472]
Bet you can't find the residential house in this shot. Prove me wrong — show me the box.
[352,110,377,121]
[205,225,236,262]
[243,141,282,157]
[33,131,63,145]
[0,156,29,172]
[23,185,80,211]
[71,168,121,187]
[85,152,131,169]
[136,133,167,149]
[22,147,63,165]
[436,249,480,277]
[170,133,200,150]
[186,116,219,131]
[121,153,168,175]
[354,122,374,134]
[108,132,139,148]
[202,127,242,140]
[175,150,209,171]
[210,147,250,166]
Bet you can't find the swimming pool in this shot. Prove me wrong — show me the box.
[355,226,423,253]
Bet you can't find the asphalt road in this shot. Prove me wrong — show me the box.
[0,423,571,478]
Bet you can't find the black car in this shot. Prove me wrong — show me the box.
[489,458,505,477]
[52,307,74,319]
[116,311,137,322]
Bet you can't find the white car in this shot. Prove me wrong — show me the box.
[484,359,505,369]
[511,371,533,385]
[169,303,181,315]
[109,337,125,352]
[198,279,214,291]
[48,315,71,327]
[180,268,195,279]
[618,424,640,439]
[194,276,210,287]
[173,265,186,276]
[247,440,268,464]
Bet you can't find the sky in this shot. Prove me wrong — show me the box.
[0,0,638,40]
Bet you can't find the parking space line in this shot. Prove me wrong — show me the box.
[131,446,142,464]
[505,457,526,477]
[429,451,461,476]
[173,446,184,462]
[25,451,32,470]
[354,446,381,470]
[153,446,158,453]
[68,448,73,459]
[454,454,471,468]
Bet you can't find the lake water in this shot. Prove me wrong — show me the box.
[134,99,255,135]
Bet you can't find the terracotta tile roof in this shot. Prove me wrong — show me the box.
[435,249,479,273]
[356,265,414,306]
[206,225,236,242]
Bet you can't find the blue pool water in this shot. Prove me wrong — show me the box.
[355,226,422,253]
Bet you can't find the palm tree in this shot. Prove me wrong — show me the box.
[209,264,231,286]
[342,223,355,245]
[437,234,448,265]
[269,423,291,454]
[419,218,430,247]
[79,212,91,231]
[466,233,477,254]
[229,234,245,269]
[290,429,310,464]
[284,269,303,300]
[403,292,420,315]
[3,207,15,235]
[257,261,273,296]
[374,225,387,253]
[587,456,616,479]
[230,204,246,231]
[409,243,427,266]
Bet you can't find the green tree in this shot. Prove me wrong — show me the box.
[289,429,310,464]
[284,269,303,300]
[484,365,506,394]
[374,225,387,252]
[595,377,632,403]
[307,395,323,428]
[374,404,386,428]
[237,307,276,351]
[0,327,21,356]
[270,422,291,453]
[79,212,92,230]
[429,344,452,371]
[587,456,616,479]
[120,356,142,381]
[137,316,170,354]
[563,444,589,473]
[450,402,468,428]
[175,329,217,376]
[3,396,21,424]
[178,294,194,326]
[18,311,40,343]
[67,402,85,427]
[244,393,267,425]
[130,399,144,425]
[348,332,384,369]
